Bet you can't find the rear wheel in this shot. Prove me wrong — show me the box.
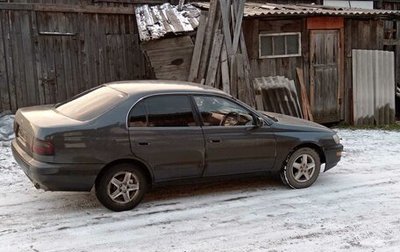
[280,148,321,189]
[95,164,148,211]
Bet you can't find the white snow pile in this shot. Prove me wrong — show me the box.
[0,111,15,142]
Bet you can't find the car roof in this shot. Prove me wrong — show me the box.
[106,80,228,97]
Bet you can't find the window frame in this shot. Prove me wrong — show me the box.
[127,94,200,128]
[258,32,302,59]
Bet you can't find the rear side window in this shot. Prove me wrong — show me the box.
[129,95,196,127]
[56,86,127,121]
[130,102,147,127]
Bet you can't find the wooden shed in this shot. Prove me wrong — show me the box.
[184,2,400,125]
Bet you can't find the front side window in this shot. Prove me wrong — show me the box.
[129,95,196,127]
[259,32,301,58]
[194,96,254,127]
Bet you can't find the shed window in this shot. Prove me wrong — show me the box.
[259,32,301,58]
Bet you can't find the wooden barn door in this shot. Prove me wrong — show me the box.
[310,30,341,123]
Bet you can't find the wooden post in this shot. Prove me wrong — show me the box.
[188,11,207,82]
[219,0,233,56]
[296,67,313,121]
[232,0,244,55]
[205,31,224,87]
[197,0,219,82]
[220,42,230,93]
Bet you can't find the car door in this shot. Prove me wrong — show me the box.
[128,94,205,182]
[193,95,276,176]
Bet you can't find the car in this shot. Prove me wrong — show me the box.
[12,80,343,211]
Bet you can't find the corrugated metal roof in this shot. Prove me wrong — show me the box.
[137,2,400,41]
[135,3,201,41]
[194,2,400,17]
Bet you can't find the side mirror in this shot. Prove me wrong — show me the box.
[255,116,264,128]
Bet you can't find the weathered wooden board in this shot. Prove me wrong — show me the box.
[197,0,219,83]
[247,18,306,88]
[296,67,312,121]
[0,7,147,112]
[143,36,194,80]
[310,30,341,123]
[205,31,223,87]
[254,76,302,118]
[188,11,207,82]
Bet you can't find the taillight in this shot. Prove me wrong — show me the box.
[32,138,55,156]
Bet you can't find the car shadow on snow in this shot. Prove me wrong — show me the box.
[29,173,339,214]
[34,174,284,212]
[143,174,283,203]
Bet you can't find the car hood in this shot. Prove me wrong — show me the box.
[260,111,332,132]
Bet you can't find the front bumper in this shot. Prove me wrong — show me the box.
[11,139,101,192]
[323,143,343,172]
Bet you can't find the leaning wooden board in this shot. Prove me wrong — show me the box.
[296,67,313,121]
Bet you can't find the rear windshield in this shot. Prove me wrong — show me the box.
[56,86,127,121]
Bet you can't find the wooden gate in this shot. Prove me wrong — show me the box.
[310,29,342,123]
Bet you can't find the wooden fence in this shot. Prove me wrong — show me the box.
[0,3,150,112]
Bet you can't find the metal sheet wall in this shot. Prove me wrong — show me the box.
[352,49,395,125]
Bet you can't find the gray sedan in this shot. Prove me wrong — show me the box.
[12,80,343,211]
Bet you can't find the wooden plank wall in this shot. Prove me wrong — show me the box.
[142,36,194,81]
[0,3,148,112]
[243,17,308,119]
[243,18,307,89]
[343,18,385,123]
[243,17,389,124]
[2,0,167,4]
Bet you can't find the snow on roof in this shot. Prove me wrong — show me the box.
[135,3,201,42]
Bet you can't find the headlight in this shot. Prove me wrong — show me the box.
[332,134,341,144]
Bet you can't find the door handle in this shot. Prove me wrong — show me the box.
[137,142,150,146]
[208,138,221,143]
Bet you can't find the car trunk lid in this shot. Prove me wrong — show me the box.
[14,105,81,156]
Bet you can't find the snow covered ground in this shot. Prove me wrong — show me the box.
[1,120,400,251]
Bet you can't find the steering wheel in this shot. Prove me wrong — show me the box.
[220,112,240,126]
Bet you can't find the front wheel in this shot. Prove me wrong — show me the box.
[95,164,148,211]
[280,148,321,189]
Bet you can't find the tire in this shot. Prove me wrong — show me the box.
[280,148,321,189]
[95,164,148,211]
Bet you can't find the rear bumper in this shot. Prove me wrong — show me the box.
[11,139,101,192]
[323,143,343,172]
